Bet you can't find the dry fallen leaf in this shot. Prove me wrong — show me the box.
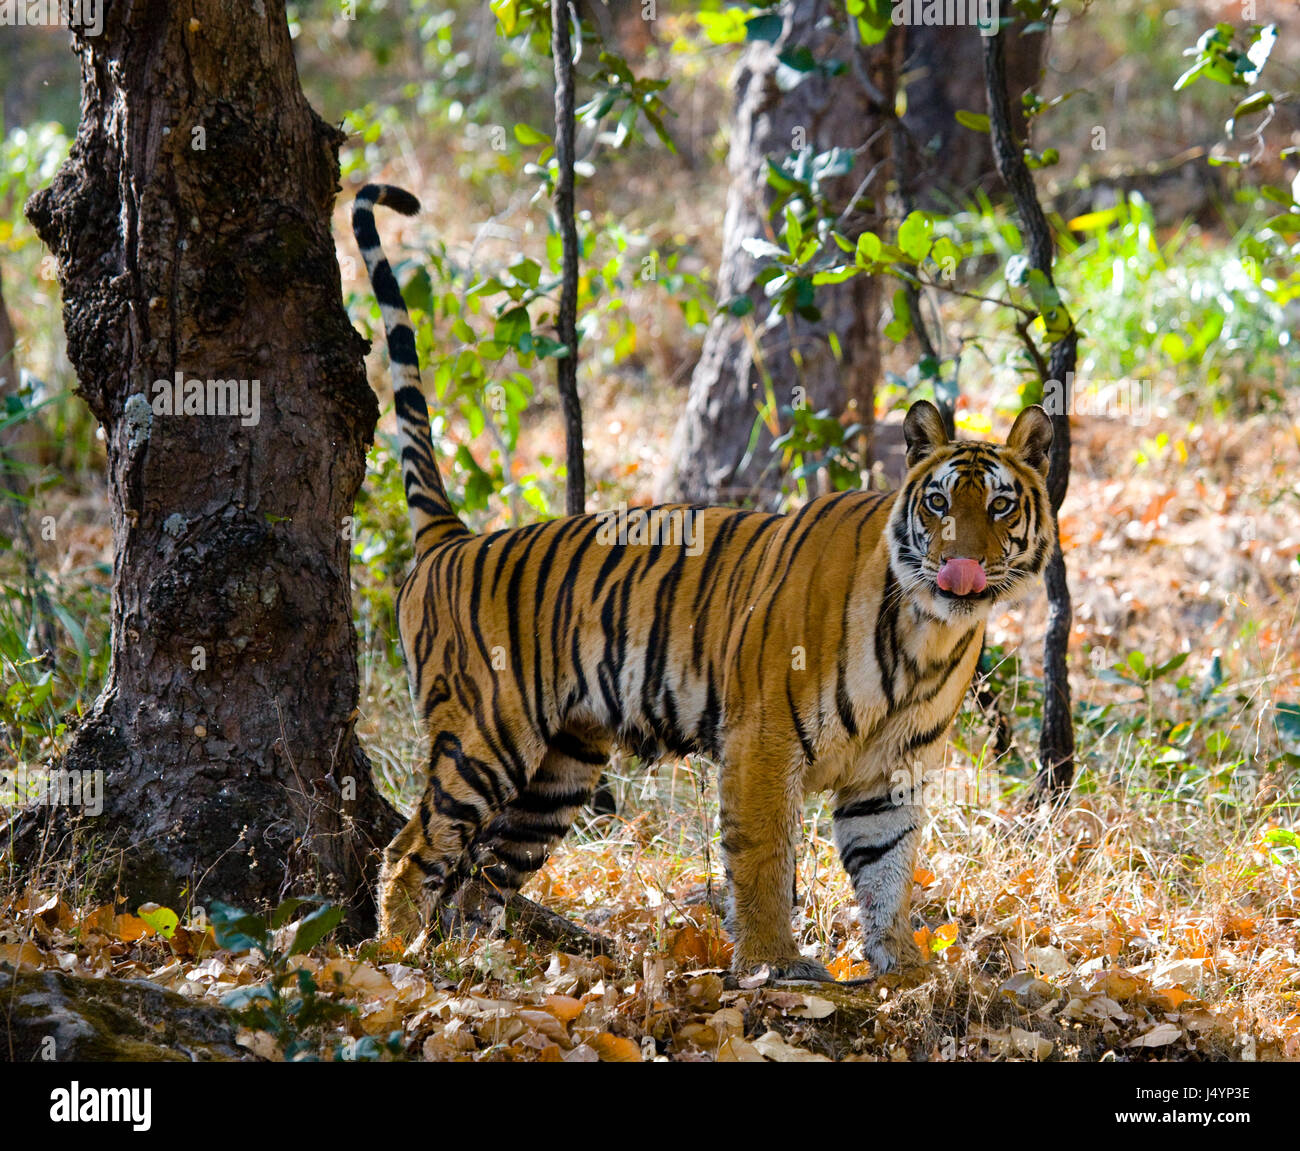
[113,913,151,942]
[1128,1022,1183,1048]
[1152,986,1192,1010]
[752,1030,832,1063]
[717,1037,765,1062]
[1024,945,1071,979]
[543,994,585,1024]
[0,941,48,967]
[1090,968,1150,1002]
[591,1032,642,1062]
[787,994,836,1020]
[319,959,397,999]
[669,924,732,969]
[1010,1027,1054,1061]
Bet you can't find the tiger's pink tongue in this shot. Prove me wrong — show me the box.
[936,558,987,596]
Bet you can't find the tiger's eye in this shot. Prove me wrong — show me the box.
[925,492,947,514]
[989,496,1012,515]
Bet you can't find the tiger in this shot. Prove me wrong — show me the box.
[352,183,1056,981]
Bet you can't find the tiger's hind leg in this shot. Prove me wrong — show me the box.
[446,727,612,931]
[832,787,925,975]
[378,729,540,942]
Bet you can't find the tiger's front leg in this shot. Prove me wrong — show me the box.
[718,759,832,983]
[832,786,925,975]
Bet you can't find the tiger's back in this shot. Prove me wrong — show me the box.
[355,185,1056,980]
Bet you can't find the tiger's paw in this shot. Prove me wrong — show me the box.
[732,957,835,986]
[864,925,926,980]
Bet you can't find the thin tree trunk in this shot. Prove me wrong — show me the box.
[983,27,1077,801]
[11,0,401,933]
[658,0,891,506]
[552,0,586,517]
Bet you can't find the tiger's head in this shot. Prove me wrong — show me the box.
[888,400,1055,624]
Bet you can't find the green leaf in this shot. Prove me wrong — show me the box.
[855,0,891,45]
[884,287,913,342]
[210,901,270,956]
[1244,23,1276,81]
[508,258,542,288]
[897,212,934,261]
[1067,207,1122,232]
[1230,90,1274,119]
[269,896,323,929]
[855,231,882,266]
[778,46,817,72]
[1173,57,1215,92]
[1152,653,1189,678]
[137,904,179,940]
[812,266,857,285]
[723,295,755,318]
[783,206,803,254]
[513,122,550,146]
[494,306,531,347]
[697,9,748,44]
[1273,702,1300,743]
[532,336,570,358]
[288,903,345,956]
[1160,332,1189,362]
[1026,268,1072,340]
[740,237,786,261]
[745,13,783,42]
[222,985,275,1010]
[929,235,961,273]
[1263,214,1300,234]
[954,110,990,134]
[490,0,519,36]
[764,159,804,195]
[1258,184,1296,206]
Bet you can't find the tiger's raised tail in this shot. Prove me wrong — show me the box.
[353,184,468,554]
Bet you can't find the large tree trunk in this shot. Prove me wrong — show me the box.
[658,0,891,506]
[899,23,1045,209]
[13,0,400,934]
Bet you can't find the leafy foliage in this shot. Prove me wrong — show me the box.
[211,898,403,1061]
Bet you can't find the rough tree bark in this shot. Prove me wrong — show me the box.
[658,0,892,506]
[899,23,1044,209]
[552,0,586,516]
[10,0,401,933]
[983,26,1077,800]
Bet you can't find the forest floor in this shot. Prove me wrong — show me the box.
[3,375,1297,1062]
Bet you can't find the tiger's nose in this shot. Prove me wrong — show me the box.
[936,556,987,596]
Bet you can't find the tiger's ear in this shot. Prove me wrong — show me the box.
[903,400,949,469]
[1007,405,1053,475]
